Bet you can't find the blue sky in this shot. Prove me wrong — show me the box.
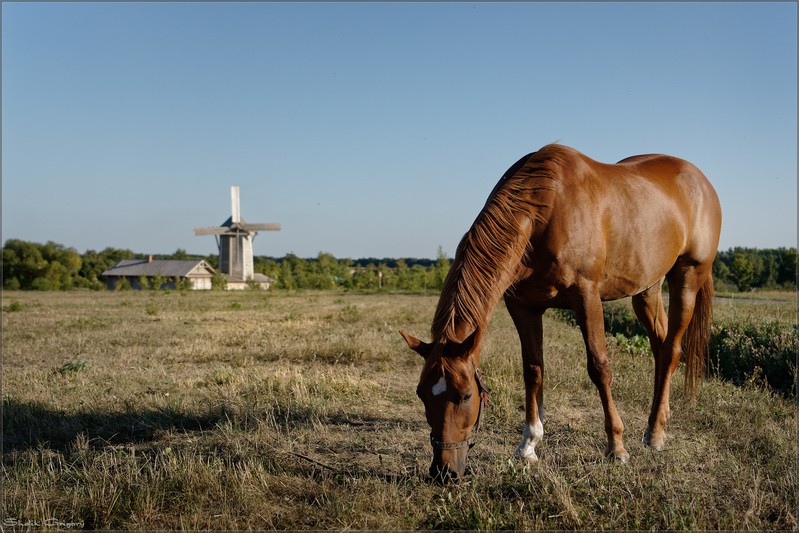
[2,2,796,259]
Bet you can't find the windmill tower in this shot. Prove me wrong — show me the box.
[194,186,280,283]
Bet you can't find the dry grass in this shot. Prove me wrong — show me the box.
[2,290,797,530]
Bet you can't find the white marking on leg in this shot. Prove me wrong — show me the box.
[431,376,447,396]
[514,419,544,463]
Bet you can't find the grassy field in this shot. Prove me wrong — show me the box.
[2,289,796,530]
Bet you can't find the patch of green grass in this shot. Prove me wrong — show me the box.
[209,369,233,386]
[613,332,650,356]
[337,304,360,323]
[57,359,91,375]
[3,301,24,312]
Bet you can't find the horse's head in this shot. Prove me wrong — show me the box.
[400,329,487,484]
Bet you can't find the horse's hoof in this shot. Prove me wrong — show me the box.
[514,447,539,464]
[642,429,665,451]
[606,446,630,464]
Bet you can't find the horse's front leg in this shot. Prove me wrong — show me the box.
[574,290,630,463]
[506,297,545,463]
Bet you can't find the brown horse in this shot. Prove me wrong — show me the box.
[401,144,721,482]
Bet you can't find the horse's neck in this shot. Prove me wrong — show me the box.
[436,267,519,347]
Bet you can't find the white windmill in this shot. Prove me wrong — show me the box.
[194,186,280,286]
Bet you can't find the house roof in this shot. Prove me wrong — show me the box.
[102,259,215,278]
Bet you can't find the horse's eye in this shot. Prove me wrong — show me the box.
[462,393,473,403]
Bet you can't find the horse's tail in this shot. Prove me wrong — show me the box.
[683,272,714,401]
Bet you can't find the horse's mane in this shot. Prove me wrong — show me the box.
[430,144,570,345]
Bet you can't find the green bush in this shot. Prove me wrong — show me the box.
[709,320,797,396]
[602,301,647,337]
[211,272,228,291]
[550,300,797,398]
[548,302,647,338]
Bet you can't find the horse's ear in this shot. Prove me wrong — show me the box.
[400,330,432,359]
[443,329,477,359]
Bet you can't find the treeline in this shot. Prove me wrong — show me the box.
[2,238,796,292]
[253,252,450,291]
[1,239,451,292]
[713,247,796,292]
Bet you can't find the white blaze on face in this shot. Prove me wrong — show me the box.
[431,376,447,396]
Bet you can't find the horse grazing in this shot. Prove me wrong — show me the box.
[401,144,721,482]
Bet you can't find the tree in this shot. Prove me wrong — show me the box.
[80,247,132,283]
[211,272,228,291]
[149,274,167,290]
[171,248,190,260]
[2,239,82,290]
[434,246,451,290]
[776,248,797,288]
[729,251,762,292]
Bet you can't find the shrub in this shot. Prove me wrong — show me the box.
[601,301,647,337]
[549,300,797,398]
[211,272,228,291]
[709,320,797,396]
[548,301,647,338]
[614,332,650,356]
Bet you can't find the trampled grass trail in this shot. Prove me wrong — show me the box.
[3,290,796,530]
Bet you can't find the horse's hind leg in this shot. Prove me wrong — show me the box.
[643,263,708,450]
[506,297,545,463]
[631,281,670,422]
[573,290,629,463]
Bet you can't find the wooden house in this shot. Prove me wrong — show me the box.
[102,257,216,290]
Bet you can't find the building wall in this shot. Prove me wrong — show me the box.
[226,280,271,291]
[105,275,212,290]
[191,277,212,290]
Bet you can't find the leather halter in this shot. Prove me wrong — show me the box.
[429,359,490,451]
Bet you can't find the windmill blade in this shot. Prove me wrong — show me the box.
[241,223,281,232]
[194,227,232,236]
[231,185,241,224]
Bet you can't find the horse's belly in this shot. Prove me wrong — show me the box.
[597,273,664,301]
[597,233,682,300]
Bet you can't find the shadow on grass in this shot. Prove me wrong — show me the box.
[2,398,231,455]
[2,398,428,487]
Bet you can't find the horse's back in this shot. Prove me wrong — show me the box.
[609,153,721,262]
[520,146,721,300]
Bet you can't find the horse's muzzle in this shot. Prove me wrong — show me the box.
[429,462,461,485]
[429,446,468,484]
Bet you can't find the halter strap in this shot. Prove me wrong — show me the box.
[429,358,489,451]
